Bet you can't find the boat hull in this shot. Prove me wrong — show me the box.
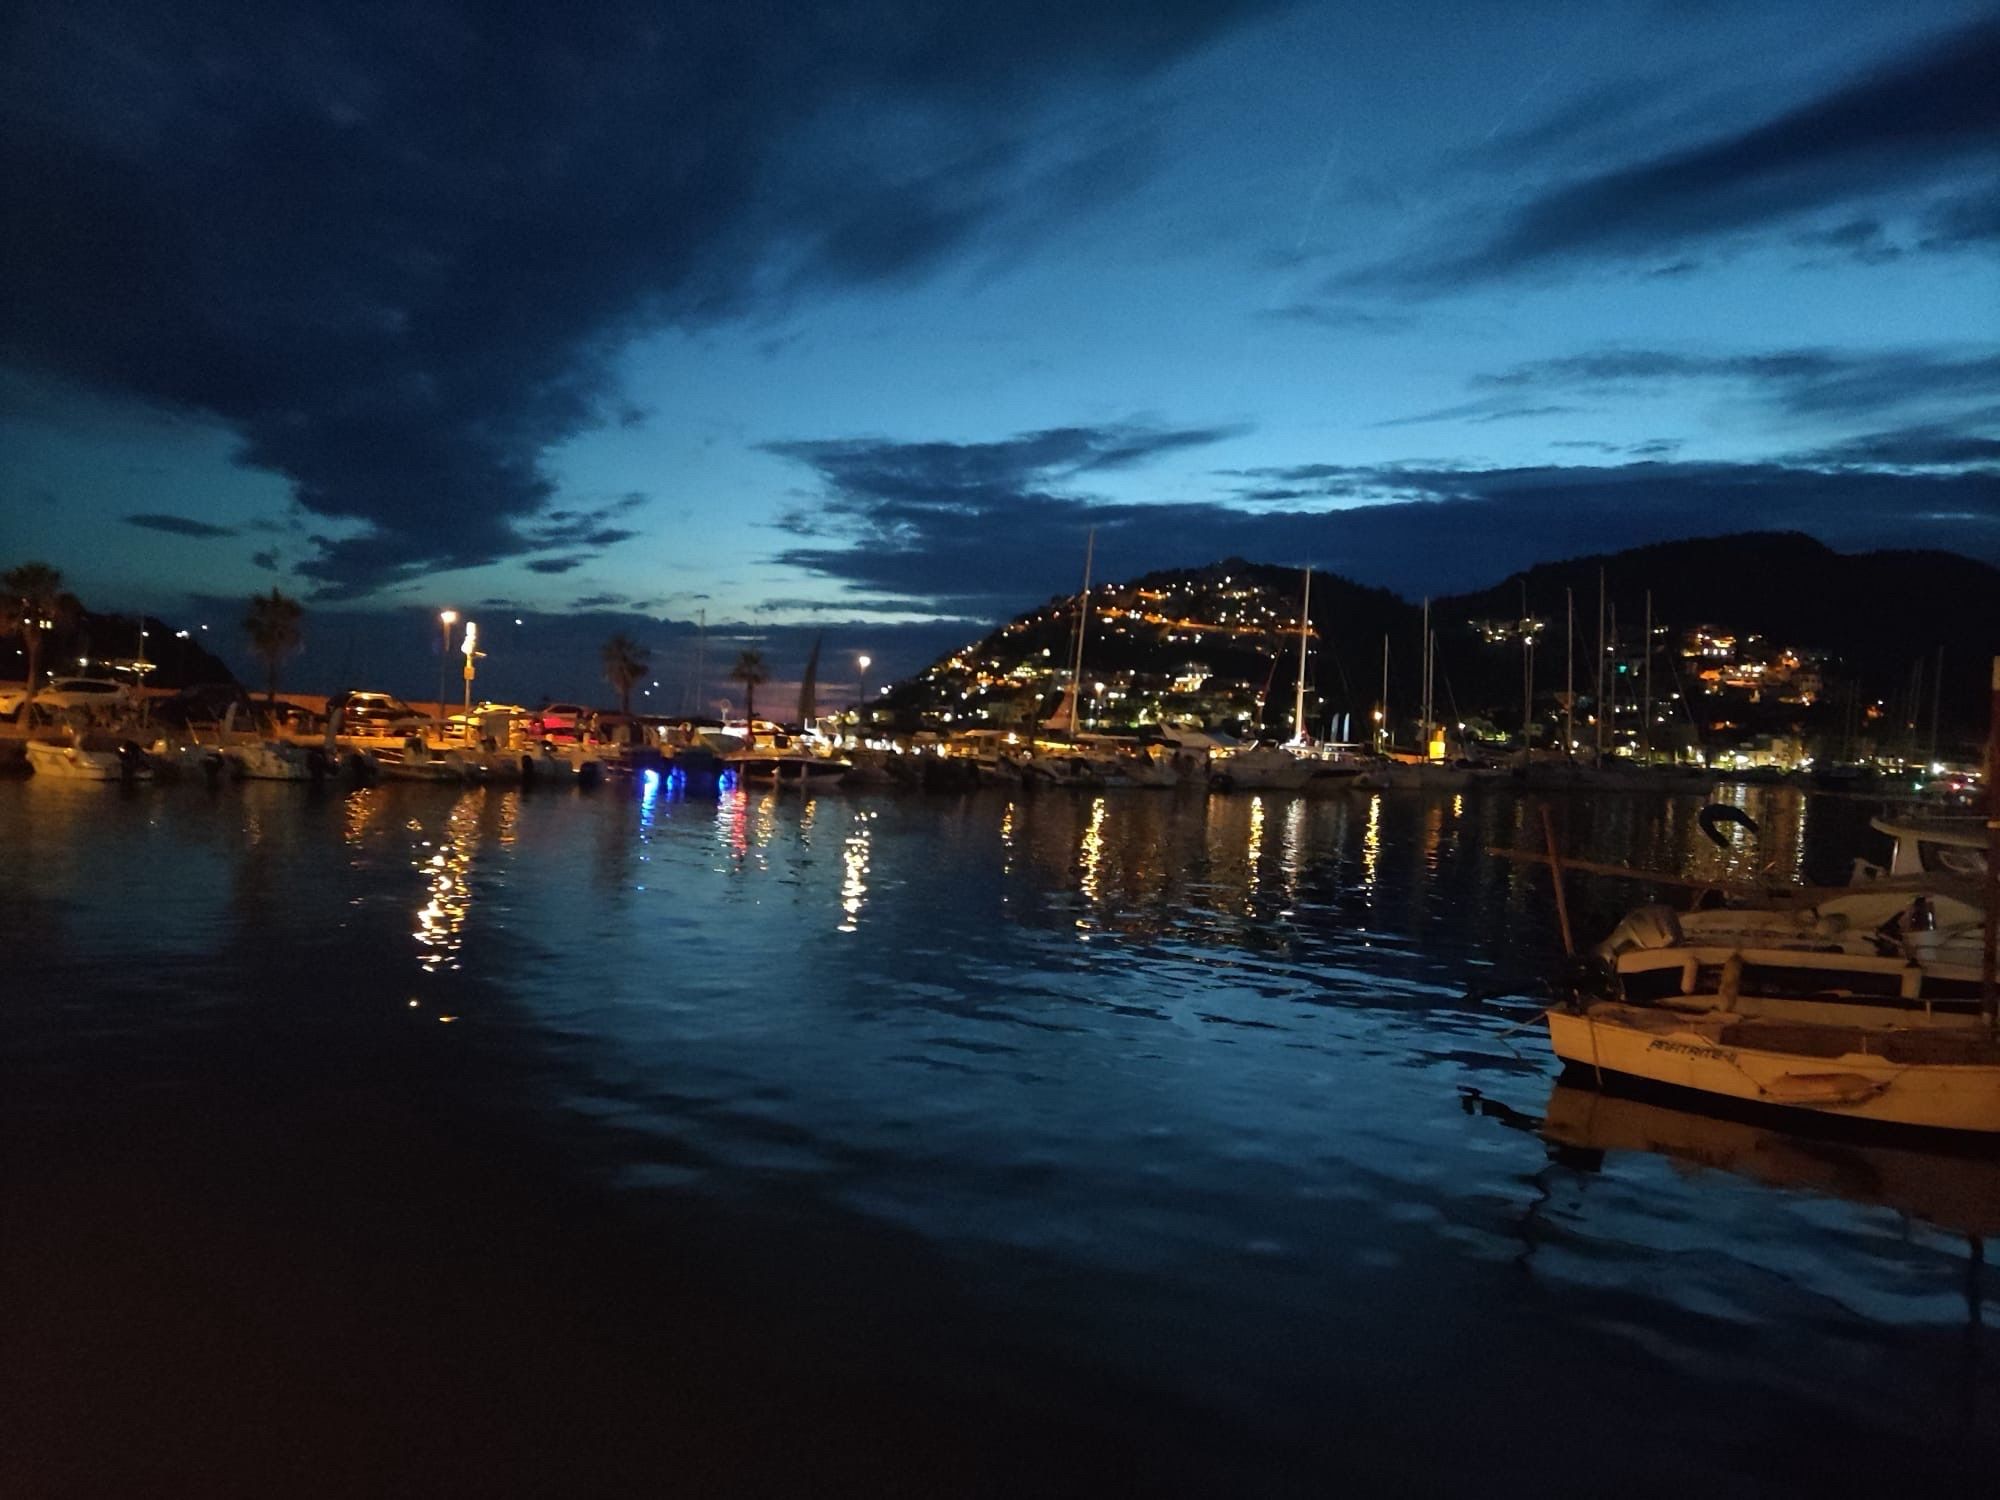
[1547,1003,2000,1134]
[26,741,149,780]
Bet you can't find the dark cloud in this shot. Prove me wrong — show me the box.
[250,549,280,571]
[525,556,586,575]
[1372,400,1582,428]
[1398,18,2000,282]
[1262,303,1416,334]
[122,512,236,538]
[1469,346,2000,421]
[769,425,1999,602]
[1794,416,2000,468]
[765,421,1244,536]
[4,2,1272,596]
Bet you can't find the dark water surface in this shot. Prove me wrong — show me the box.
[3,778,1993,1495]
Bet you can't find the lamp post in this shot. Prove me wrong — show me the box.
[460,620,479,722]
[857,654,871,733]
[438,609,458,727]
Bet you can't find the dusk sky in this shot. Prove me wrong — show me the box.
[4,1,1996,704]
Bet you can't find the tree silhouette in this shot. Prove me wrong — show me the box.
[601,632,651,719]
[1,561,77,703]
[243,588,304,706]
[729,649,769,726]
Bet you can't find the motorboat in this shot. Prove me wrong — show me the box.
[726,748,850,787]
[228,738,326,781]
[1208,743,1314,791]
[26,733,152,781]
[1590,816,1989,1030]
[367,737,472,783]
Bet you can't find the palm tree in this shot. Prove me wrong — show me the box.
[242,588,304,706]
[1,561,76,703]
[729,649,769,725]
[601,632,650,719]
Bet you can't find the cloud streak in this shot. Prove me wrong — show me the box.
[1403,17,2000,282]
[123,512,237,538]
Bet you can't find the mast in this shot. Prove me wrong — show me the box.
[1642,590,1653,766]
[1380,635,1389,754]
[690,608,707,715]
[1292,566,1312,744]
[1564,587,1575,760]
[1067,527,1095,742]
[1520,581,1532,753]
[1595,568,1606,761]
[1420,597,1431,759]
[1929,644,1945,766]
[1607,601,1618,755]
[798,633,821,727]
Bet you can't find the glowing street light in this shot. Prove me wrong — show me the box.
[857,653,872,713]
[460,619,482,720]
[438,609,458,726]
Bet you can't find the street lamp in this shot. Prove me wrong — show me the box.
[460,619,481,721]
[438,609,458,727]
[857,654,872,718]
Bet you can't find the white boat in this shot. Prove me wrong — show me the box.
[725,748,850,787]
[1545,1001,2000,1134]
[1591,816,1989,1030]
[26,734,152,781]
[229,738,323,781]
[368,737,472,783]
[1209,743,1314,791]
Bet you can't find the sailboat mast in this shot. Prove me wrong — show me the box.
[1608,602,1618,755]
[1595,569,1606,761]
[1380,635,1389,754]
[1642,590,1653,765]
[1564,587,1575,760]
[1420,598,1431,758]
[690,608,707,715]
[1067,527,1095,742]
[1520,581,1532,751]
[1293,567,1311,743]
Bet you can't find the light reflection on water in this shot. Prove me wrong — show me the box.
[0,778,1991,1482]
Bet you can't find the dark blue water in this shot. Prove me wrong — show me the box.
[3,779,1993,1496]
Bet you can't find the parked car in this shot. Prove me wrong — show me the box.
[328,690,427,735]
[0,684,25,717]
[35,677,135,713]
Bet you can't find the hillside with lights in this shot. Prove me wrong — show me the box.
[878,534,2000,762]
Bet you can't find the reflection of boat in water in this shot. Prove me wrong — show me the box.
[1541,1079,2000,1238]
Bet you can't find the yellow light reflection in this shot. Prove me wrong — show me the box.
[1246,795,1264,895]
[343,787,384,846]
[838,810,872,932]
[1078,796,1107,910]
[1361,793,1382,891]
[413,792,480,973]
